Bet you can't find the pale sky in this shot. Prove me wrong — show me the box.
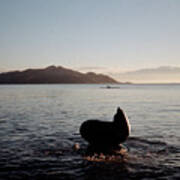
[0,0,180,72]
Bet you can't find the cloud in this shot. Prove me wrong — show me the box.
[75,66,128,74]
[76,66,107,72]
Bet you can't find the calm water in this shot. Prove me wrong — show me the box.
[0,84,180,179]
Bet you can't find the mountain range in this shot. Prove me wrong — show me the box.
[1,66,179,84]
[0,66,118,84]
[112,66,180,83]
[76,66,180,83]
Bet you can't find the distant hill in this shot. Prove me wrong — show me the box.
[0,66,119,84]
[111,66,180,83]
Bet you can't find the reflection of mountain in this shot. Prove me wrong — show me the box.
[0,66,118,84]
[113,66,180,83]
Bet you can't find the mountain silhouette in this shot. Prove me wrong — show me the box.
[114,66,180,83]
[0,65,118,84]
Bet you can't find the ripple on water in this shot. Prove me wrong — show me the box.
[0,134,180,180]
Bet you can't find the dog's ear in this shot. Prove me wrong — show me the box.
[117,107,121,113]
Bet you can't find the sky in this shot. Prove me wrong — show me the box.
[0,0,180,74]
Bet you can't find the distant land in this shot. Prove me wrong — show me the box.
[107,66,180,83]
[0,66,119,84]
[1,65,179,84]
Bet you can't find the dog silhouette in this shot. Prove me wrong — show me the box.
[80,107,130,147]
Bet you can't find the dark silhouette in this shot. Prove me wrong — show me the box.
[0,65,118,84]
[80,107,130,148]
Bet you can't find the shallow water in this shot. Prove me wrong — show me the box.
[0,84,180,179]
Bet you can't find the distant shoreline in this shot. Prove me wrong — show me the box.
[0,83,180,85]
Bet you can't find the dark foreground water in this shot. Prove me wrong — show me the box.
[0,84,180,180]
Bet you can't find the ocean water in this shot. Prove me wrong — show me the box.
[0,84,180,179]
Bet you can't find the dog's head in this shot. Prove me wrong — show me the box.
[114,107,125,122]
[113,107,131,132]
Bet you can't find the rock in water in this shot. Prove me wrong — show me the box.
[79,107,130,148]
[73,143,80,151]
